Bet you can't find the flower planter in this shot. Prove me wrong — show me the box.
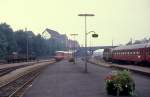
[105,70,135,96]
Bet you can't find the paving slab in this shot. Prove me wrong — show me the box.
[23,59,150,97]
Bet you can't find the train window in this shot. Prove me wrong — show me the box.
[135,52,136,54]
[124,52,126,55]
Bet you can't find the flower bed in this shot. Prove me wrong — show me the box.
[105,70,135,96]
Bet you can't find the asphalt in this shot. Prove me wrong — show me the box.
[23,59,150,97]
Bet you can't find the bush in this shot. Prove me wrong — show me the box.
[105,70,135,96]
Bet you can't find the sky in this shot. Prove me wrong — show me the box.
[0,0,150,46]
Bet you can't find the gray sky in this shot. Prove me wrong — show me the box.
[0,0,150,46]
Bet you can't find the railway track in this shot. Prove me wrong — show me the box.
[0,60,55,97]
[0,65,30,77]
[0,59,55,77]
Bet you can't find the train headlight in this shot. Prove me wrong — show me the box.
[138,55,141,58]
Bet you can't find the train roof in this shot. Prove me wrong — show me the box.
[55,51,72,53]
[113,43,150,51]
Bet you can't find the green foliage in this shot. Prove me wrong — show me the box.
[105,70,135,96]
[0,23,17,59]
[0,22,67,59]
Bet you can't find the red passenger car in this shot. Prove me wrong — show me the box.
[103,43,150,65]
[112,43,147,63]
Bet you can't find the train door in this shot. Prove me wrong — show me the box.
[146,47,150,63]
[139,48,146,62]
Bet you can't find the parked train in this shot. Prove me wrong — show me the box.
[103,43,150,64]
[54,51,73,61]
[5,53,36,63]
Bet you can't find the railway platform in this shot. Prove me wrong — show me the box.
[89,57,150,76]
[23,59,150,97]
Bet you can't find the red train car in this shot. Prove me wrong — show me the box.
[112,44,146,63]
[103,43,150,64]
[54,51,72,61]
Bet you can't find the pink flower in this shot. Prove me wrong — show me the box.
[105,75,113,81]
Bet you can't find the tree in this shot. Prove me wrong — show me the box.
[0,23,17,59]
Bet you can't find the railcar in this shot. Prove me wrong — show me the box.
[5,53,36,63]
[103,43,150,64]
[112,43,146,63]
[54,51,73,61]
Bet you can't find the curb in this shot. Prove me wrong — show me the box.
[89,59,150,76]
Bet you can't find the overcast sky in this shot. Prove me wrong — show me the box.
[0,0,150,46]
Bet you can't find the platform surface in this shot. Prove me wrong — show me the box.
[23,59,150,97]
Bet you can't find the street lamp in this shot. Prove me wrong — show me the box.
[78,13,95,73]
[87,31,98,55]
[70,33,78,64]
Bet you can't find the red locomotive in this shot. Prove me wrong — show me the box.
[54,51,72,61]
[103,43,150,64]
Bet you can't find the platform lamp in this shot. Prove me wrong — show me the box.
[78,13,95,73]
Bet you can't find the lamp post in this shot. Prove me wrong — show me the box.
[78,14,95,73]
[70,33,78,64]
[25,28,32,62]
[87,31,98,55]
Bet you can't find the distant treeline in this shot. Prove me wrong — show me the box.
[0,23,66,59]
